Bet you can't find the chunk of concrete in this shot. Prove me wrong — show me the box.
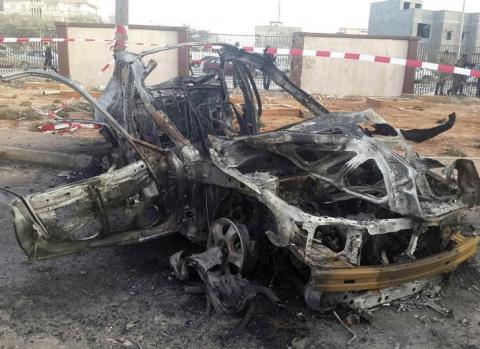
[367,97,425,109]
[0,146,93,169]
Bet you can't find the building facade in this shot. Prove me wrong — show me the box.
[368,0,480,49]
[255,24,301,48]
[0,0,99,20]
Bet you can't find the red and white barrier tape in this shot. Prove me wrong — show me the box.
[2,38,479,78]
[33,98,100,134]
[0,37,112,43]
[39,121,100,134]
[0,36,159,45]
[100,59,116,73]
[243,47,480,78]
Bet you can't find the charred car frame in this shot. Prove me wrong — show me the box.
[1,43,480,316]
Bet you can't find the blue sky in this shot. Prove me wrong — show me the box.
[100,0,480,34]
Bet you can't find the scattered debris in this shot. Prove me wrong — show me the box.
[43,90,61,96]
[366,97,424,109]
[57,171,77,181]
[106,338,143,349]
[392,282,452,317]
[333,311,357,345]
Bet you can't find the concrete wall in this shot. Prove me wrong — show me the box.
[292,33,415,97]
[56,23,188,88]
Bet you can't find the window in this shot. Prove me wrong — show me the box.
[417,23,431,39]
[403,2,411,9]
[446,31,453,41]
[415,3,422,8]
[462,32,469,40]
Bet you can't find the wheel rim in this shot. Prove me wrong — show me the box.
[210,218,255,275]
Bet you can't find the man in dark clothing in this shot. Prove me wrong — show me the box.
[448,54,468,96]
[262,45,276,90]
[43,44,57,72]
[435,50,450,96]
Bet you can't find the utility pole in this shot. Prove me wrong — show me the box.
[115,0,129,52]
[457,0,466,60]
[277,0,282,24]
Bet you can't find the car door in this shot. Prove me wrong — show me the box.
[8,158,180,261]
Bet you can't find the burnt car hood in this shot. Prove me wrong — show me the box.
[213,109,480,220]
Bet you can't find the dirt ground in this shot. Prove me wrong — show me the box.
[258,92,480,159]
[1,85,480,348]
[1,83,480,158]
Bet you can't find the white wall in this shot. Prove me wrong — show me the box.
[65,26,179,88]
[299,36,410,97]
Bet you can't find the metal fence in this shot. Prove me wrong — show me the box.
[0,29,59,80]
[415,43,480,97]
[188,32,293,90]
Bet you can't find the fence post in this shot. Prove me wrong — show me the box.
[177,28,189,77]
[290,32,304,87]
[402,37,420,95]
[114,0,129,52]
[56,22,70,78]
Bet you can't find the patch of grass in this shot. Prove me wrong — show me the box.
[19,109,42,120]
[70,101,94,113]
[30,122,41,132]
[53,99,63,104]
[20,101,32,107]
[56,101,94,118]
[0,108,42,121]
[444,146,467,158]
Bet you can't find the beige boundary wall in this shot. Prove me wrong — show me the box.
[55,23,188,87]
[290,33,419,97]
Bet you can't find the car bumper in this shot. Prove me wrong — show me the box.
[310,234,480,292]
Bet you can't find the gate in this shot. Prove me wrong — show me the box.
[188,32,293,90]
[0,28,59,79]
[415,43,480,98]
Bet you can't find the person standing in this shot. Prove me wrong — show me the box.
[43,43,57,73]
[435,50,449,96]
[262,45,276,90]
[448,54,468,96]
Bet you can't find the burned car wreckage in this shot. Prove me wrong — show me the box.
[1,44,480,317]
